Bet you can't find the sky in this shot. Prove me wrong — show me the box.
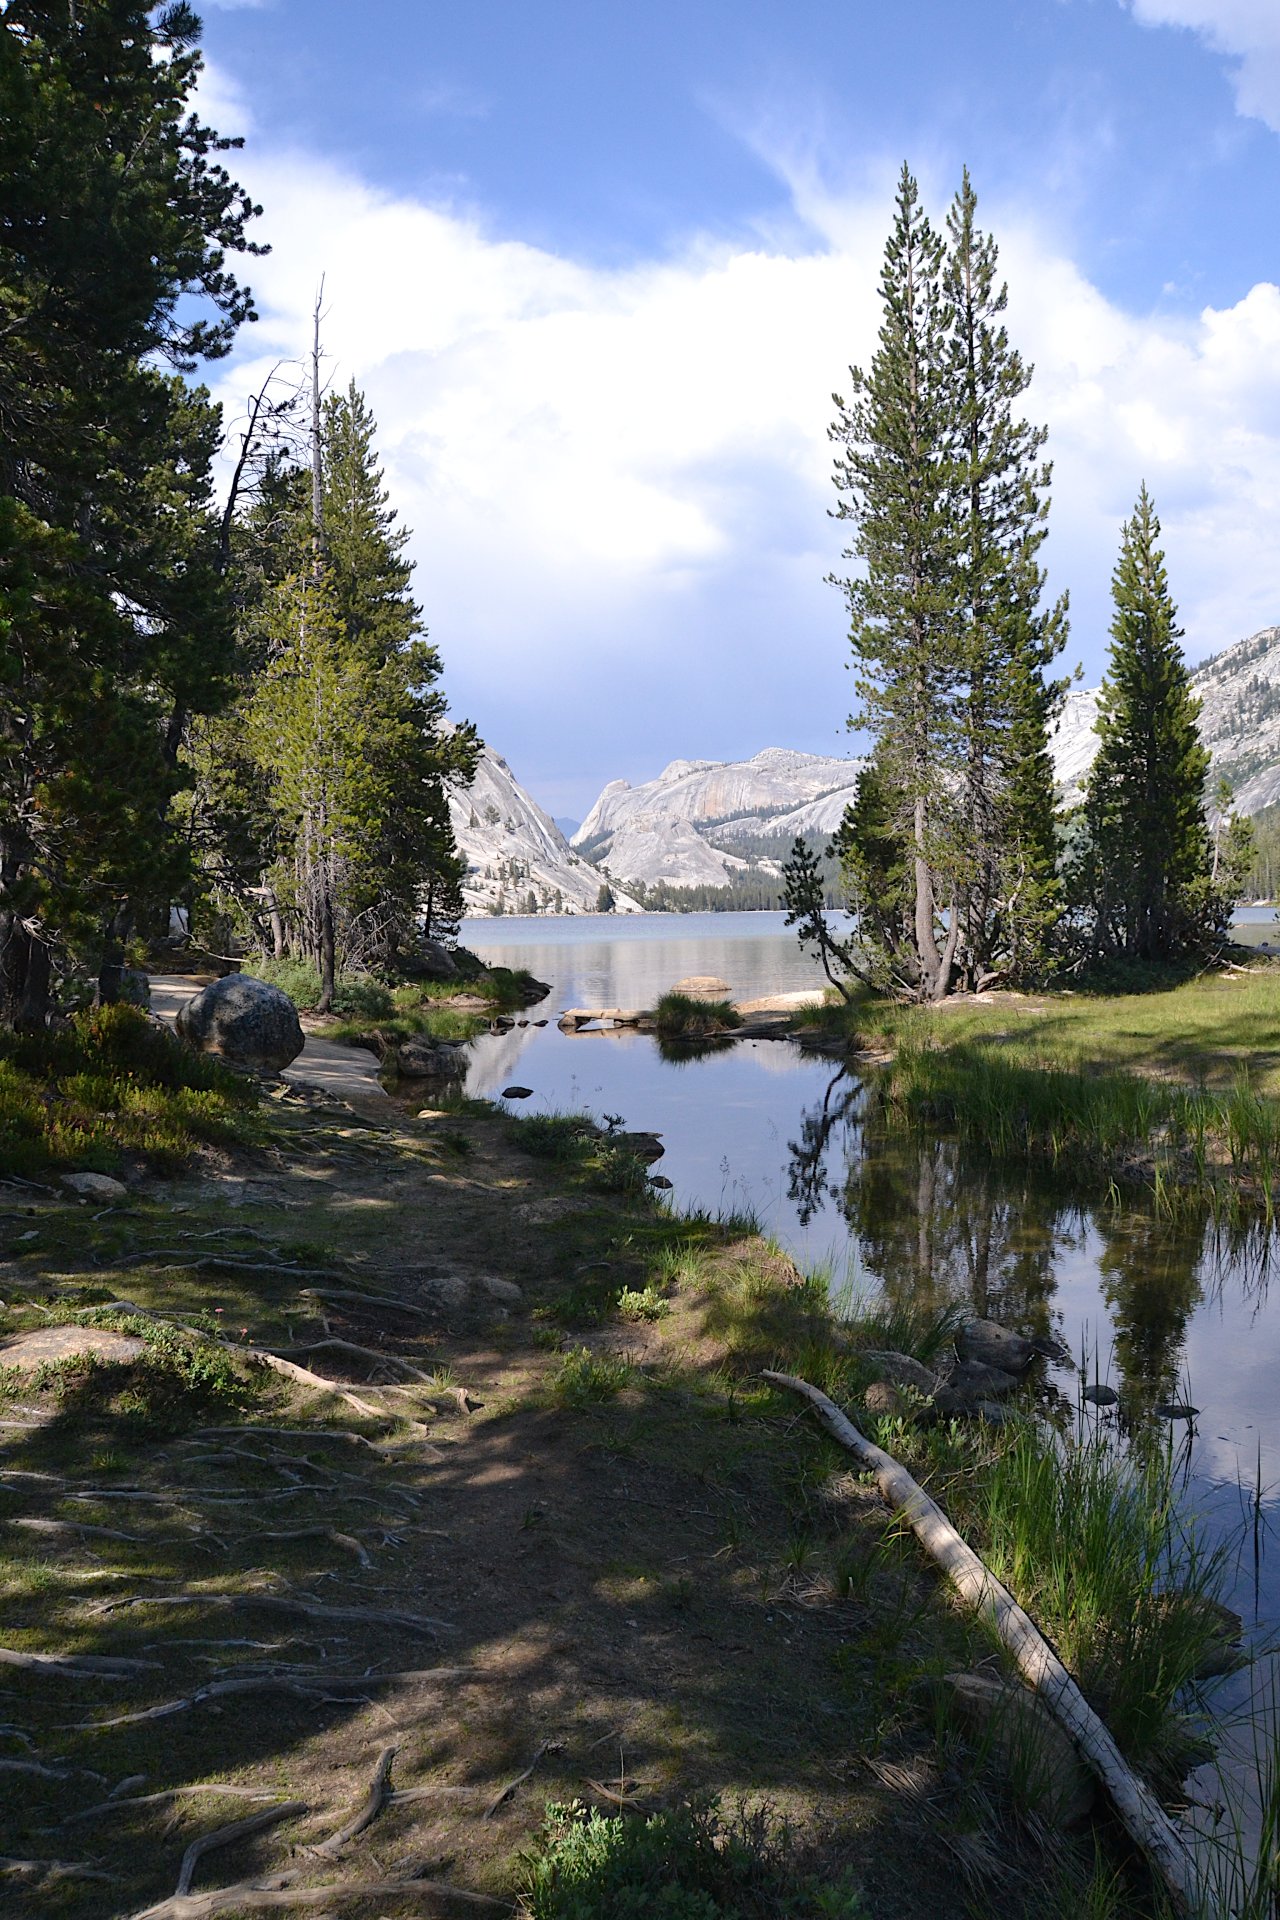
[195,0,1280,818]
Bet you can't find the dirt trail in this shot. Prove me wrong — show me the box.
[0,1084,1045,1920]
[148,974,387,1105]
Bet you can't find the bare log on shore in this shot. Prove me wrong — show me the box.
[761,1368,1207,1920]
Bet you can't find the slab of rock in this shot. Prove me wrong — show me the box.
[671,975,732,1002]
[1,1325,146,1370]
[949,1359,1022,1399]
[613,1131,665,1163]
[957,1319,1035,1374]
[864,1350,940,1398]
[941,1670,1095,1827]
[61,1172,129,1203]
[176,975,303,1074]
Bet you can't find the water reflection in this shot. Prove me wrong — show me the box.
[785,1065,1273,1441]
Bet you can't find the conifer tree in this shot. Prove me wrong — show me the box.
[828,164,960,1002]
[1078,488,1214,963]
[943,171,1067,988]
[0,0,260,1024]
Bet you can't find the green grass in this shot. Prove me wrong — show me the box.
[0,1003,261,1175]
[653,992,742,1040]
[802,968,1280,1214]
[506,1109,650,1195]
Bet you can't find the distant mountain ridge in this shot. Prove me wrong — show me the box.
[453,625,1280,915]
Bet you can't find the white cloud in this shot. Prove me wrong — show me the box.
[1130,0,1280,130]
[206,75,1280,800]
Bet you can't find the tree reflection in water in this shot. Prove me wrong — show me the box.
[784,1065,1280,1422]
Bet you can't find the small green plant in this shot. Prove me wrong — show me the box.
[550,1347,634,1409]
[616,1285,670,1323]
[521,1798,867,1920]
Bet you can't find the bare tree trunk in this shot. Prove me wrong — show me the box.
[96,900,133,1006]
[316,875,336,1015]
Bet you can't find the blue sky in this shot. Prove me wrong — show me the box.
[198,0,1280,816]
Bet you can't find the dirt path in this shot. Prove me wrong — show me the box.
[148,973,387,1104]
[0,1089,1088,1920]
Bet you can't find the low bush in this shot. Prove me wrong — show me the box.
[521,1798,867,1920]
[549,1347,634,1408]
[0,1004,260,1174]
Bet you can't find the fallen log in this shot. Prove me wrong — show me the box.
[761,1369,1205,1920]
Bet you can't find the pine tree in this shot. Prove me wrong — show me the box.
[0,1,260,1024]
[829,164,960,1002]
[1078,488,1213,964]
[824,165,1066,1000]
[943,171,1068,988]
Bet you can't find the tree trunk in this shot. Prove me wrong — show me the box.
[0,911,51,1031]
[316,877,336,1015]
[96,902,133,1006]
[913,796,944,1000]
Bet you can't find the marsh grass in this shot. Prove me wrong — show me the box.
[0,1002,260,1174]
[653,992,743,1040]
[506,1109,649,1196]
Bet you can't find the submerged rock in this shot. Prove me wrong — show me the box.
[176,974,303,1075]
[1083,1383,1119,1408]
[1154,1402,1199,1421]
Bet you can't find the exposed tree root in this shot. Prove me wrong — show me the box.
[191,1427,375,1449]
[12,1515,143,1544]
[273,1338,433,1383]
[64,1667,486,1733]
[312,1745,396,1855]
[87,1590,455,1638]
[0,1855,116,1885]
[234,1347,387,1419]
[129,1872,509,1918]
[298,1286,437,1322]
[233,1527,372,1568]
[175,1801,307,1897]
[484,1740,553,1819]
[62,1785,296,1828]
[0,1647,160,1679]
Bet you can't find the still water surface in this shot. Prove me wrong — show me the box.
[460,911,1280,1848]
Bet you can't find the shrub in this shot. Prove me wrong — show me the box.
[521,1799,867,1920]
[549,1347,634,1408]
[654,993,742,1040]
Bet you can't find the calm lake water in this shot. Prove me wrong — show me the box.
[459,909,1280,1866]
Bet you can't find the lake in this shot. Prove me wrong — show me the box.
[459,909,1280,1867]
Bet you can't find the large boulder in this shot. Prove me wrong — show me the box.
[956,1319,1036,1374]
[396,1039,466,1080]
[415,939,459,981]
[176,975,304,1074]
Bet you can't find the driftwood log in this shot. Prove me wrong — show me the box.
[761,1369,1206,1920]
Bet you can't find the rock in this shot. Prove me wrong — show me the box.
[613,1131,665,1163]
[415,939,459,981]
[948,1360,1022,1399]
[0,1325,145,1369]
[941,1671,1095,1827]
[416,1109,449,1120]
[957,1319,1036,1374]
[175,974,304,1074]
[1156,1594,1245,1679]
[975,1400,1013,1427]
[491,1015,516,1032]
[502,1086,534,1100]
[1083,1383,1119,1407]
[864,1350,940,1398]
[648,1174,674,1190]
[397,1040,466,1080]
[532,1019,548,1027]
[478,1275,524,1304]
[61,1172,129,1203]
[863,1380,905,1419]
[1154,1402,1199,1421]
[671,975,732,1002]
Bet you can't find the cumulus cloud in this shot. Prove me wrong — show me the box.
[1129,0,1280,130]
[205,78,1280,803]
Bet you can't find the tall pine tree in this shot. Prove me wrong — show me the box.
[828,164,961,1002]
[943,171,1067,989]
[1077,487,1213,964]
[0,0,260,1024]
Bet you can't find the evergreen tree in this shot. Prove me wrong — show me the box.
[825,165,1066,1000]
[829,164,960,1002]
[1077,489,1214,964]
[0,0,260,1024]
[943,171,1068,988]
